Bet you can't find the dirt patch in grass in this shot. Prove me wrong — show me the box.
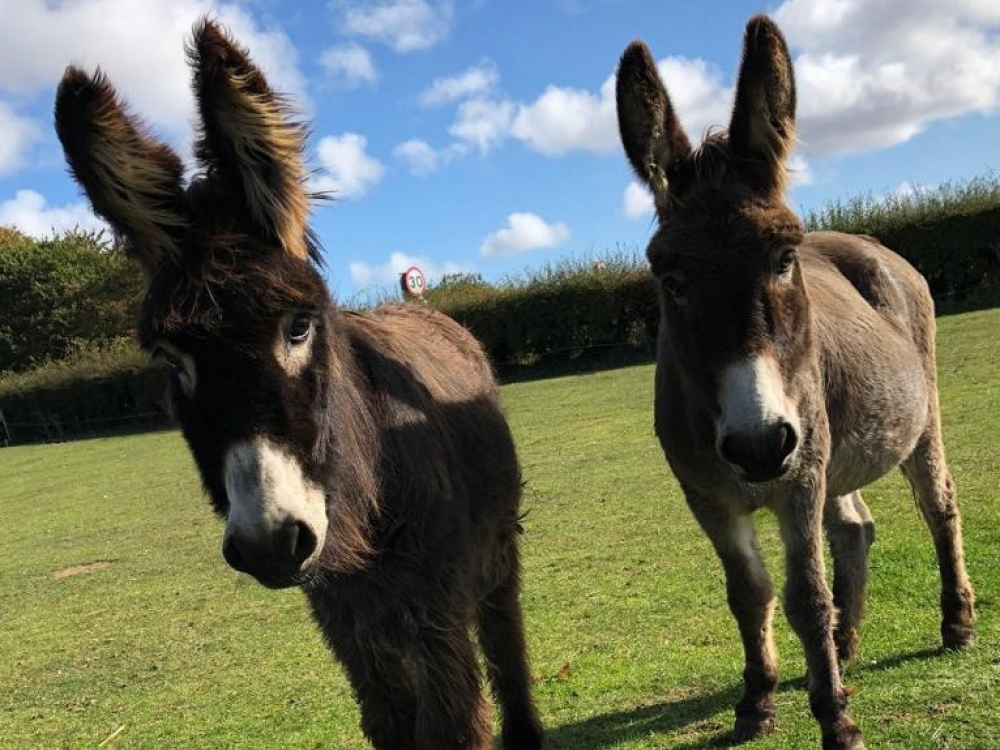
[52,561,112,580]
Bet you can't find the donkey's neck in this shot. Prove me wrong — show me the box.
[312,311,383,576]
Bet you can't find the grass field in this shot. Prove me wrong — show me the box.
[1,308,998,749]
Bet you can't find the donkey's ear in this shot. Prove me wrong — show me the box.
[729,15,796,196]
[616,40,692,201]
[55,67,187,279]
[189,18,310,260]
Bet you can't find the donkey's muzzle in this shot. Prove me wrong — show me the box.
[222,520,318,588]
[719,421,798,483]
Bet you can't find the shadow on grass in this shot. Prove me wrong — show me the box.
[496,347,654,385]
[544,684,742,750]
[848,646,944,675]
[543,647,948,749]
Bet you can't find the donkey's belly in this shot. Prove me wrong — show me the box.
[823,364,929,497]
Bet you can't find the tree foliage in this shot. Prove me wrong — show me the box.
[0,227,141,373]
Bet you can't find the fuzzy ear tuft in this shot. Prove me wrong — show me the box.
[616,40,692,204]
[54,66,188,278]
[189,17,310,261]
[729,15,797,196]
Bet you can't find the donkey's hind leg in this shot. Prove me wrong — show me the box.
[476,541,545,750]
[824,491,875,663]
[900,422,976,650]
[685,490,778,742]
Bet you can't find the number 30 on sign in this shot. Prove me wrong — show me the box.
[401,265,426,298]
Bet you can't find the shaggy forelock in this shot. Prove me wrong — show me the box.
[139,234,324,339]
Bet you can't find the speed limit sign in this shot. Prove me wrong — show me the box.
[401,265,426,298]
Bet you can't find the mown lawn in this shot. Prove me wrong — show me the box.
[1,307,998,749]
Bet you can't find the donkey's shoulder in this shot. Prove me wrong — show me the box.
[801,231,930,322]
[342,303,496,402]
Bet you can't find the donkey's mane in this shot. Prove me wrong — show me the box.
[140,241,316,335]
[689,130,733,189]
[672,130,790,205]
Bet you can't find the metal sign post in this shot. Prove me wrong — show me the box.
[0,403,11,447]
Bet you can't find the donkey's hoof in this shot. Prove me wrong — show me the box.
[835,627,860,664]
[942,623,976,651]
[733,715,775,743]
[501,718,545,750]
[822,722,865,750]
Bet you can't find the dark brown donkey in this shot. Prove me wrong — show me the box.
[55,20,544,750]
[616,15,975,750]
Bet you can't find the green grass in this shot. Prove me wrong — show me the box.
[2,308,998,749]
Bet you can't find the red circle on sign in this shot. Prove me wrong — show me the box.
[402,265,426,296]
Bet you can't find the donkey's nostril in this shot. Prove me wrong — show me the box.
[718,433,739,466]
[777,421,798,461]
[286,521,318,566]
[718,421,798,482]
[222,535,252,574]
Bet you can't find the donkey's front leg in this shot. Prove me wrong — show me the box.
[413,609,493,750]
[777,484,864,750]
[686,489,778,742]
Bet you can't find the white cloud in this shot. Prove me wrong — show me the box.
[312,133,385,198]
[393,139,439,175]
[622,181,654,219]
[453,56,729,158]
[448,97,515,155]
[340,0,454,53]
[349,250,470,287]
[419,2,999,166]
[0,189,107,237]
[319,42,378,88]
[392,138,466,175]
[419,59,499,107]
[775,0,1000,155]
[479,213,570,258]
[655,57,731,141]
[0,0,307,139]
[787,154,814,187]
[0,103,40,176]
[510,75,619,156]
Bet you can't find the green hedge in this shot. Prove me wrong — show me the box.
[427,259,658,370]
[804,177,1000,301]
[1,358,167,445]
[874,208,1000,300]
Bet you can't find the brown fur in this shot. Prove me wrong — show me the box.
[55,67,188,277]
[189,19,312,261]
[617,15,974,750]
[54,19,543,750]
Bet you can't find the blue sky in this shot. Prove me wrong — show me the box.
[1,0,998,302]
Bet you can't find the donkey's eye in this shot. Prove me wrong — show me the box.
[288,313,313,344]
[151,345,196,398]
[774,248,798,276]
[152,347,180,372]
[661,273,688,302]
